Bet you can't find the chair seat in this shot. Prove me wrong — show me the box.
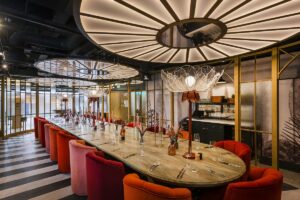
[123,173,192,200]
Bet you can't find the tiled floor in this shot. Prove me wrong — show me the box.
[0,133,299,200]
[0,134,85,200]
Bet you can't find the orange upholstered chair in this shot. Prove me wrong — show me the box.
[44,123,52,153]
[49,125,60,161]
[34,117,43,139]
[123,173,192,200]
[69,140,96,196]
[179,130,189,140]
[38,118,48,147]
[214,140,251,180]
[56,131,77,173]
[223,167,283,200]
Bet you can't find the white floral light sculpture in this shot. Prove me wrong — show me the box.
[161,65,223,93]
[161,65,223,159]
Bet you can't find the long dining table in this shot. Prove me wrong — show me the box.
[48,117,246,188]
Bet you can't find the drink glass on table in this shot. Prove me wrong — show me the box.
[194,133,200,150]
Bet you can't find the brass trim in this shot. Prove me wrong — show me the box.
[116,43,159,54]
[80,12,159,31]
[127,81,131,121]
[228,12,300,29]
[99,39,157,46]
[160,0,180,22]
[204,0,223,18]
[217,0,251,20]
[189,0,196,19]
[171,92,174,127]
[114,0,167,25]
[234,56,241,141]
[225,0,290,24]
[207,44,229,57]
[215,41,252,51]
[196,46,208,61]
[271,47,279,169]
[1,77,4,138]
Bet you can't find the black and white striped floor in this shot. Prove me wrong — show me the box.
[0,133,299,200]
[0,134,86,200]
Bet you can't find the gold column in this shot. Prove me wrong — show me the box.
[271,48,279,169]
[109,84,112,120]
[234,57,241,141]
[101,95,105,119]
[1,77,5,138]
[36,83,39,117]
[127,81,131,121]
[72,87,75,113]
[170,92,174,127]
[161,80,164,128]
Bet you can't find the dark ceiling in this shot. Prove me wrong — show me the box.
[0,0,167,80]
[0,0,299,81]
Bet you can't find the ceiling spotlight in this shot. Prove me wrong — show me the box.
[2,64,8,69]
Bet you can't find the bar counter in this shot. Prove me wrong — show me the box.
[48,117,246,188]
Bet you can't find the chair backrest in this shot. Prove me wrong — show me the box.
[146,126,166,134]
[214,140,251,180]
[69,140,96,196]
[223,167,283,200]
[123,173,192,200]
[56,131,77,173]
[86,151,125,200]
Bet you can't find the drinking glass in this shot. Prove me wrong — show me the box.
[194,133,200,150]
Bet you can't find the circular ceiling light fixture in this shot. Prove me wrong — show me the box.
[34,59,139,80]
[75,0,300,64]
[26,77,97,87]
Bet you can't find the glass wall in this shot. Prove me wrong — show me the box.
[0,78,88,137]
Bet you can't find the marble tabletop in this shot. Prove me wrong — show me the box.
[48,117,246,188]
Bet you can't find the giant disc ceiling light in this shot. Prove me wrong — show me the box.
[75,0,300,63]
[27,77,97,87]
[35,59,139,80]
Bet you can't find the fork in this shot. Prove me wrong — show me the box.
[149,163,160,172]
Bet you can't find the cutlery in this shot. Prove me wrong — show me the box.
[123,153,136,159]
[112,148,120,152]
[206,167,226,178]
[149,163,160,172]
[176,167,185,179]
[219,161,241,168]
[179,168,186,179]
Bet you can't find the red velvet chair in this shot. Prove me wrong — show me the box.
[69,140,96,196]
[56,131,77,173]
[44,123,52,153]
[214,140,251,180]
[49,125,60,161]
[86,151,125,200]
[34,117,41,139]
[38,118,49,147]
[126,122,141,127]
[124,173,192,200]
[223,167,283,200]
